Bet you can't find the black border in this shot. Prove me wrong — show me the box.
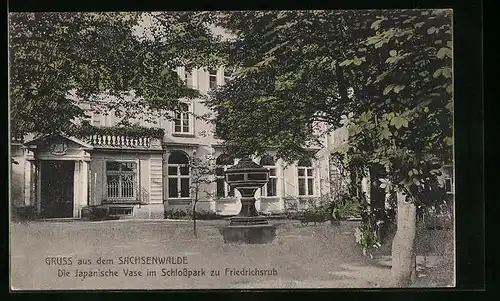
[6,0,485,298]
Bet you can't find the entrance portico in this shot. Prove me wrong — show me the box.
[24,133,92,219]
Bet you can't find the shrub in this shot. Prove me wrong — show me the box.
[11,206,37,222]
[73,123,165,139]
[164,209,224,220]
[164,209,192,220]
[81,206,111,221]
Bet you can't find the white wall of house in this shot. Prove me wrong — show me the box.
[11,66,349,219]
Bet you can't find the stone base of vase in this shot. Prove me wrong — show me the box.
[220,216,276,244]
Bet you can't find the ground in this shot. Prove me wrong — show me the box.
[10,219,453,290]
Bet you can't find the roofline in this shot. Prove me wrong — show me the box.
[23,132,94,149]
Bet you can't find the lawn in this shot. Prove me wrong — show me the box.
[9,219,451,290]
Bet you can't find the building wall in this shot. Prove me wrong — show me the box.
[90,151,163,205]
[11,66,345,219]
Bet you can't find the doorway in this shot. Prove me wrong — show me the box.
[40,161,75,218]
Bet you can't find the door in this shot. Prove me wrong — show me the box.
[40,161,75,218]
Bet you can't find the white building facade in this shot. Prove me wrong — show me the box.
[10,66,348,219]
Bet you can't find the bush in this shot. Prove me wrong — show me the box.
[81,206,111,221]
[164,209,192,220]
[11,206,37,222]
[335,193,362,220]
[164,209,224,220]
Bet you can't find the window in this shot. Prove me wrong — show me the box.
[106,161,137,199]
[298,158,315,196]
[223,69,232,84]
[216,154,235,198]
[167,151,190,198]
[185,70,193,88]
[444,177,453,194]
[174,103,192,134]
[260,155,277,197]
[209,69,218,89]
[91,112,102,126]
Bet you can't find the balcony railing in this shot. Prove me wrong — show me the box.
[85,134,161,149]
[11,136,24,143]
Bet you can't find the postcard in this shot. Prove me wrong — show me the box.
[9,9,455,290]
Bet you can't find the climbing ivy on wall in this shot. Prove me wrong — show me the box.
[72,123,165,139]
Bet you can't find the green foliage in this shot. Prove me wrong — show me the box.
[335,194,362,219]
[164,208,223,220]
[72,123,165,138]
[9,12,224,137]
[300,199,330,222]
[207,10,452,167]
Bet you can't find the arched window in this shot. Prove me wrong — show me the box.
[298,158,315,196]
[260,155,277,197]
[216,154,235,198]
[167,151,190,198]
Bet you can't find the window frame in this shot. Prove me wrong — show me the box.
[223,68,232,85]
[215,155,235,198]
[297,159,316,197]
[260,156,279,198]
[172,102,194,135]
[209,69,218,90]
[184,70,193,88]
[105,160,138,200]
[444,177,454,195]
[166,151,191,199]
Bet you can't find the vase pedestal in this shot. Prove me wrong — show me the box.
[221,216,276,244]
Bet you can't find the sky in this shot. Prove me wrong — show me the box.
[132,12,235,42]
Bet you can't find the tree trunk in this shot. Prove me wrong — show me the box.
[193,193,198,238]
[390,191,417,287]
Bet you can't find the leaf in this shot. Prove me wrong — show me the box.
[415,22,425,28]
[442,67,452,78]
[446,84,453,94]
[371,19,384,30]
[353,57,363,66]
[433,68,442,78]
[379,128,392,140]
[402,118,409,127]
[348,124,361,135]
[389,50,397,57]
[393,85,406,93]
[383,112,395,120]
[427,27,436,34]
[339,59,353,67]
[374,41,384,49]
[437,47,452,59]
[383,84,395,95]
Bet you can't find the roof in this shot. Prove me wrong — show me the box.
[23,132,93,149]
